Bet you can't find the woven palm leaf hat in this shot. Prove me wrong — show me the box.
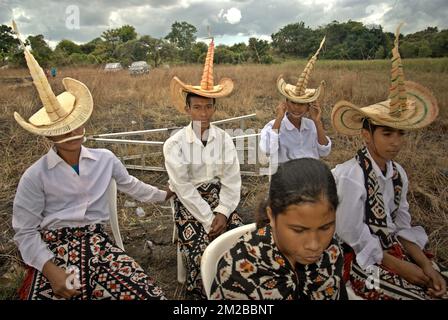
[277,36,326,104]
[170,37,234,113]
[12,21,93,137]
[331,23,439,136]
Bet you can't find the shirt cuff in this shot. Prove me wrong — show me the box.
[355,237,384,269]
[214,204,231,218]
[202,214,216,234]
[157,190,167,202]
[317,136,332,156]
[33,250,55,273]
[397,226,428,250]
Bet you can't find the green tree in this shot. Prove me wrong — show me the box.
[165,21,197,62]
[322,21,384,59]
[400,41,419,58]
[80,37,103,54]
[191,41,208,63]
[248,38,272,63]
[69,52,97,65]
[229,42,249,63]
[99,25,138,62]
[102,25,137,44]
[214,45,236,64]
[165,21,197,50]
[0,24,21,64]
[27,34,53,67]
[417,41,432,57]
[431,29,448,57]
[55,39,81,55]
[140,35,177,67]
[271,21,317,57]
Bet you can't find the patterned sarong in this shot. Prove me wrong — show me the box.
[173,180,243,299]
[18,224,166,300]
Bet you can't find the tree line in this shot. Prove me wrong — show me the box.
[1,20,447,68]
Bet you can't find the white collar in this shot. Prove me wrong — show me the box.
[185,122,217,145]
[47,145,97,170]
[283,113,311,132]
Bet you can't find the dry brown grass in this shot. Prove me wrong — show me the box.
[0,59,447,299]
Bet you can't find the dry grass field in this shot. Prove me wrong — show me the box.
[0,58,447,299]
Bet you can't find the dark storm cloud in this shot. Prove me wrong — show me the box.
[1,0,447,45]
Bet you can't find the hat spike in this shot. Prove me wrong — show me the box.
[295,36,326,96]
[200,36,215,91]
[388,22,407,116]
[11,20,67,121]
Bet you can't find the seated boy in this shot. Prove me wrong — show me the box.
[331,24,446,300]
[12,23,169,300]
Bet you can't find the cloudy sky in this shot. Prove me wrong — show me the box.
[1,0,447,47]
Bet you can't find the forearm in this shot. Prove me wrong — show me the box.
[216,160,241,217]
[271,116,283,131]
[314,120,329,145]
[398,236,432,269]
[113,158,166,202]
[382,251,404,272]
[42,259,59,279]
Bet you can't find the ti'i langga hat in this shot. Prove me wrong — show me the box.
[12,21,93,137]
[276,36,326,104]
[170,37,234,113]
[331,23,438,136]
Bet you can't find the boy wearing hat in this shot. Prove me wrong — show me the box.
[12,23,169,300]
[164,38,243,299]
[259,37,331,167]
[332,24,447,300]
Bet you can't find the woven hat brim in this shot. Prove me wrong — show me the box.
[170,76,234,113]
[277,75,324,103]
[14,78,93,136]
[331,81,438,136]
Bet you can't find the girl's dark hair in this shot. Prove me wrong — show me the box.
[256,158,339,228]
[186,93,216,108]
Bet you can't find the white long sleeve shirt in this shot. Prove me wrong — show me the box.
[12,146,167,272]
[332,149,428,270]
[259,114,331,164]
[163,123,241,233]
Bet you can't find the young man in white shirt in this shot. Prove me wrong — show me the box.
[164,38,243,299]
[331,24,446,300]
[12,24,170,300]
[259,37,331,168]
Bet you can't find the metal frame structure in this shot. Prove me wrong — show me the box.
[87,113,268,176]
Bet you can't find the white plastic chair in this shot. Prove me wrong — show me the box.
[346,282,364,300]
[107,178,125,251]
[170,198,187,284]
[201,223,257,299]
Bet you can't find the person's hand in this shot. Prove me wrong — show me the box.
[309,101,322,123]
[42,261,81,299]
[275,102,287,120]
[422,264,447,298]
[397,260,431,287]
[208,213,227,240]
[165,187,175,201]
